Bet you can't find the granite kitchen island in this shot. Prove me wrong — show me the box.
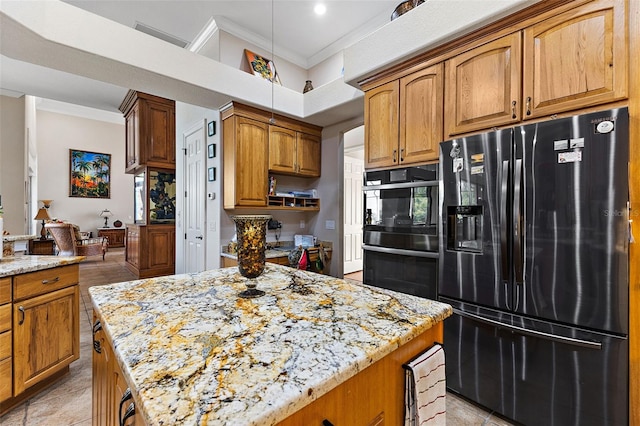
[89,264,452,425]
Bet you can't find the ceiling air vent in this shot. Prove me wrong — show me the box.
[134,21,189,48]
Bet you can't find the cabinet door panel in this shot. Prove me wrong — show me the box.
[296,133,321,177]
[125,104,140,173]
[13,285,79,395]
[269,126,296,174]
[236,117,269,206]
[400,63,443,164]
[365,81,399,169]
[145,101,176,165]
[445,32,521,136]
[523,0,626,118]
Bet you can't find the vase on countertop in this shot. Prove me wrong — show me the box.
[303,80,313,93]
[231,214,272,298]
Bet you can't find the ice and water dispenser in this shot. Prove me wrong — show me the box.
[447,205,483,253]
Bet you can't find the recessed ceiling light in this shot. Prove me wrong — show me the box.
[314,3,326,15]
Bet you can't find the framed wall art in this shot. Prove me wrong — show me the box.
[208,120,216,136]
[69,149,111,198]
[208,144,216,158]
[244,49,281,85]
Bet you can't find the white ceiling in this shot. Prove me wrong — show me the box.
[0,0,401,119]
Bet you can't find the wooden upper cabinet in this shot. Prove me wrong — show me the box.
[269,126,321,177]
[364,80,400,169]
[444,32,522,137]
[364,63,443,169]
[268,126,297,174]
[223,115,269,208]
[120,91,176,174]
[399,63,443,165]
[295,132,321,177]
[522,0,627,118]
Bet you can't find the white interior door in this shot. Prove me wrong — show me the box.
[184,121,206,273]
[343,155,364,274]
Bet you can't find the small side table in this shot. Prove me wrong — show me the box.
[29,239,56,255]
[98,228,126,248]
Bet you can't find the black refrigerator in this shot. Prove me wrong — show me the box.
[439,108,629,426]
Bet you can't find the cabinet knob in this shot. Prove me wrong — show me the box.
[393,149,397,162]
[511,100,517,119]
[18,306,25,325]
[400,148,405,162]
[525,97,532,116]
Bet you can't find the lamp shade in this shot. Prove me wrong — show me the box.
[99,209,112,218]
[34,208,51,221]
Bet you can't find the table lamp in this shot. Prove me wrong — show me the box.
[100,209,112,228]
[34,207,51,240]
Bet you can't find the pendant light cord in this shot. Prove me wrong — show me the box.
[270,0,275,124]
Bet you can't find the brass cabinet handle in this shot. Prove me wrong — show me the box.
[511,100,517,119]
[41,277,60,285]
[18,306,25,325]
[526,96,532,116]
[393,149,397,162]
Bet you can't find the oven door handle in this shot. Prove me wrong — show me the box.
[363,181,438,191]
[362,244,439,259]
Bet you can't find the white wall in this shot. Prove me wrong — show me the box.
[309,116,364,278]
[36,110,132,236]
[0,94,26,234]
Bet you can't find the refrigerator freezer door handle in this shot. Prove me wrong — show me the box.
[453,308,603,350]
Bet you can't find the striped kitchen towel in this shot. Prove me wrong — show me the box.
[404,343,446,426]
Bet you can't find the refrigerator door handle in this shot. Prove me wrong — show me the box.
[513,158,524,287]
[500,160,510,284]
[453,308,602,350]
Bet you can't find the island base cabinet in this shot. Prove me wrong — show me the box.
[12,285,80,395]
[1,265,80,416]
[277,322,443,426]
[93,314,144,426]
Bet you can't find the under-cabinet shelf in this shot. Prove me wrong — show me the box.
[267,196,320,211]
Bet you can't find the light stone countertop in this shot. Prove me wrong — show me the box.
[89,264,451,426]
[0,255,85,277]
[2,234,38,242]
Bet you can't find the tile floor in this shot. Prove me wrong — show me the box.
[1,255,515,425]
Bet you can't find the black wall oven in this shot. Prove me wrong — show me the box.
[362,164,439,299]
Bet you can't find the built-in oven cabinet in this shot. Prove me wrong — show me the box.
[362,165,439,299]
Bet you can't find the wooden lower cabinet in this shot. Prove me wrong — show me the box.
[125,224,175,279]
[277,322,443,426]
[98,228,126,248]
[92,314,144,426]
[0,264,80,416]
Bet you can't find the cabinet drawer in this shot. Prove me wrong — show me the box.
[0,277,10,304]
[0,357,11,402]
[13,264,79,301]
[0,304,10,333]
[0,331,11,360]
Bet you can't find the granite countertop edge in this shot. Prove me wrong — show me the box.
[0,255,86,277]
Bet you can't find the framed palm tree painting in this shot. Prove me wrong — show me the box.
[69,149,111,198]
